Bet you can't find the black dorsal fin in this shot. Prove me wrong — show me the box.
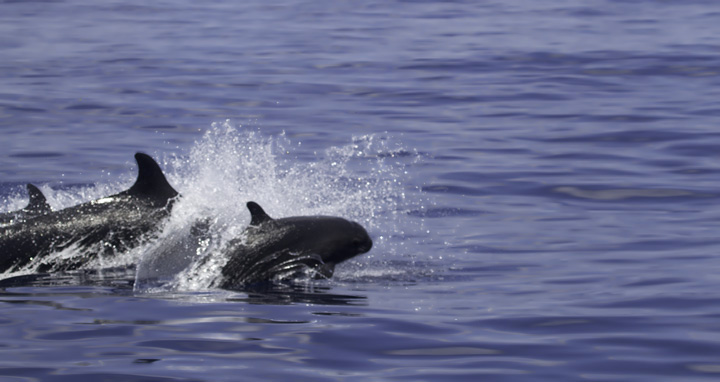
[25,184,51,214]
[125,153,179,203]
[247,201,273,226]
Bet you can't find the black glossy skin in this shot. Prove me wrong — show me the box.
[219,202,373,289]
[0,184,52,225]
[0,153,178,274]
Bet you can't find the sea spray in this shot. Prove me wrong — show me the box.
[141,121,423,291]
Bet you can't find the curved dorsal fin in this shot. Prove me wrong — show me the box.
[247,201,273,226]
[125,153,179,203]
[25,183,51,214]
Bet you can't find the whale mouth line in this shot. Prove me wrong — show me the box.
[359,242,373,254]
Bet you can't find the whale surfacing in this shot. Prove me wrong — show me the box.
[0,154,374,290]
[0,153,178,273]
[218,201,373,289]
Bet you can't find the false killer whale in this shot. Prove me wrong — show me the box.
[0,154,373,289]
[136,201,373,289]
[0,153,179,274]
[0,184,52,225]
[217,201,372,288]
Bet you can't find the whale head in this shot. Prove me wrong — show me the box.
[219,202,373,288]
[267,214,373,278]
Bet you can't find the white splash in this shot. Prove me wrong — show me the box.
[141,121,420,291]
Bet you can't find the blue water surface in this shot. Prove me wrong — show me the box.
[3,0,720,381]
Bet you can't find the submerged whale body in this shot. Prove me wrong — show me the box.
[0,184,52,225]
[218,201,373,289]
[0,153,178,274]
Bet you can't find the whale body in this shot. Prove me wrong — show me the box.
[0,154,373,290]
[0,184,52,225]
[218,202,372,288]
[136,201,373,289]
[0,153,178,274]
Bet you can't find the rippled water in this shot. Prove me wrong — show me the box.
[3,0,720,381]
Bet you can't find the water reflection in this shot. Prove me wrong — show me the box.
[228,283,368,306]
[0,268,367,307]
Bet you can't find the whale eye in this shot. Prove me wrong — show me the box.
[351,238,362,247]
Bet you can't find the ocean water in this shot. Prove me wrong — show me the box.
[2,0,720,381]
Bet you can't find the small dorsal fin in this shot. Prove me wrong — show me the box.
[247,201,273,226]
[125,153,179,203]
[25,184,51,214]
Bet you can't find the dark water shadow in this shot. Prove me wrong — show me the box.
[0,267,368,307]
[227,282,368,306]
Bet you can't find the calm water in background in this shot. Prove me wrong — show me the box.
[2,1,720,381]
